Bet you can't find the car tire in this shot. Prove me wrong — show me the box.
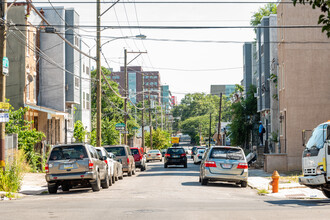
[61,184,70,192]
[322,188,330,198]
[184,163,187,168]
[141,165,145,171]
[132,167,136,175]
[164,163,168,168]
[119,172,124,180]
[160,159,162,162]
[201,178,208,186]
[146,160,149,163]
[241,181,248,188]
[101,174,110,189]
[199,177,201,183]
[128,169,132,176]
[112,172,116,184]
[109,174,113,186]
[48,184,58,194]
[91,172,101,192]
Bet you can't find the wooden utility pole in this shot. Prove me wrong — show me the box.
[208,113,212,147]
[217,93,222,145]
[149,93,153,149]
[141,73,145,151]
[0,0,7,169]
[96,0,102,147]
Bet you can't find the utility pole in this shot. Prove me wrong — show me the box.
[149,93,153,149]
[0,0,7,169]
[208,113,212,147]
[217,93,222,145]
[96,0,102,147]
[124,49,128,145]
[141,73,145,151]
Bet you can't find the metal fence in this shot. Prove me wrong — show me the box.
[5,134,18,164]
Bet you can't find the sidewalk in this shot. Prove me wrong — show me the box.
[19,173,48,196]
[248,169,327,199]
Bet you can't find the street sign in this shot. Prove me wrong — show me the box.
[0,102,9,110]
[0,113,9,122]
[132,126,138,130]
[115,123,125,130]
[120,131,129,134]
[2,57,9,76]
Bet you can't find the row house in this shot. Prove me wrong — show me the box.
[6,4,91,145]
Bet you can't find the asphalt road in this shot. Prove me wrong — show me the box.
[1,158,330,220]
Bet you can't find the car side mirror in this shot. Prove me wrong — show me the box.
[327,126,330,141]
[101,156,107,161]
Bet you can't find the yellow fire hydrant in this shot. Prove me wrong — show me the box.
[269,170,280,193]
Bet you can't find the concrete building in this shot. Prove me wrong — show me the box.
[242,42,253,98]
[268,1,330,171]
[161,85,171,114]
[210,85,236,98]
[6,4,69,145]
[111,66,161,105]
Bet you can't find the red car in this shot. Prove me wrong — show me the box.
[130,147,147,171]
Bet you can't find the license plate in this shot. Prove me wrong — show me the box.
[173,155,179,158]
[64,164,73,169]
[221,164,232,169]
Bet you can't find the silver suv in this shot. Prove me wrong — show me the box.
[199,146,248,187]
[103,145,136,176]
[45,144,109,194]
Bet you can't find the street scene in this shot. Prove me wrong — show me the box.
[1,0,330,219]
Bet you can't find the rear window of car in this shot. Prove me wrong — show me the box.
[131,149,139,155]
[105,147,126,156]
[197,149,205,153]
[209,148,244,160]
[49,145,88,161]
[148,150,160,153]
[167,148,185,154]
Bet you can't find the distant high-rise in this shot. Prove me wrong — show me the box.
[210,85,236,97]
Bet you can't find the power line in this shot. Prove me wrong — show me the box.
[7,1,293,4]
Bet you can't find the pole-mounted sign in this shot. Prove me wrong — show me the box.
[2,57,9,76]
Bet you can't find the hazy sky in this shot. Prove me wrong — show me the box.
[34,0,271,102]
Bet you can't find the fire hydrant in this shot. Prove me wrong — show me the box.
[269,170,280,193]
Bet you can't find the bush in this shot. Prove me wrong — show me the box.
[0,150,29,194]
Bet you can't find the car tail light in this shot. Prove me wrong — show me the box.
[180,153,186,157]
[205,161,216,167]
[148,154,151,157]
[45,164,49,173]
[157,153,161,156]
[89,160,94,170]
[104,160,108,164]
[197,154,200,157]
[165,153,170,157]
[237,163,248,169]
[127,158,130,164]
[140,155,143,160]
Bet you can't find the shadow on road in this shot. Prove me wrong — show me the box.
[138,172,199,177]
[265,199,330,207]
[181,181,241,188]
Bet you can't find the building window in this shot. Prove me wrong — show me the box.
[83,64,85,73]
[83,92,86,109]
[75,76,80,88]
[86,93,90,110]
[86,66,89,75]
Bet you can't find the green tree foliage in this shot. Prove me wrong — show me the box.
[5,106,45,171]
[144,128,171,150]
[229,86,259,148]
[172,93,231,144]
[250,3,277,33]
[293,0,330,37]
[73,120,87,143]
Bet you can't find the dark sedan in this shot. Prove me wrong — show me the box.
[164,147,187,168]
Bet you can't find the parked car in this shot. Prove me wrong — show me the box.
[193,148,206,164]
[95,147,116,185]
[191,146,198,159]
[199,146,248,187]
[45,143,109,194]
[161,149,167,157]
[131,147,147,171]
[164,147,187,168]
[146,150,162,162]
[103,145,136,176]
[108,152,124,180]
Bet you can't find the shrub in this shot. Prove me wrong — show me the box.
[0,150,29,194]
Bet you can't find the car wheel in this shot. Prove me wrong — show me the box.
[184,163,187,168]
[241,181,248,188]
[160,159,162,162]
[101,173,110,189]
[128,169,132,176]
[322,188,330,198]
[115,170,119,181]
[146,160,149,163]
[141,165,145,171]
[199,177,201,183]
[61,184,70,192]
[164,163,168,168]
[201,178,208,186]
[109,173,113,186]
[91,172,101,192]
[48,184,58,194]
[132,166,136,175]
[119,172,124,180]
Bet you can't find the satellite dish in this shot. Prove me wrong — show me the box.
[27,74,34,83]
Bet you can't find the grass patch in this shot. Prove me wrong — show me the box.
[257,189,269,195]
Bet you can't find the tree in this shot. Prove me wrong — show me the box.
[73,120,87,143]
[293,0,330,37]
[144,128,171,150]
[250,3,277,33]
[6,106,45,171]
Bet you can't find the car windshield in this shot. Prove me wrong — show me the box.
[306,125,327,150]
[131,149,139,155]
[209,148,244,160]
[148,150,160,153]
[49,145,88,161]
[105,147,126,156]
[197,149,205,154]
[167,148,185,154]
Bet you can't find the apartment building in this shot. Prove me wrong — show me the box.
[275,1,330,171]
[111,66,161,105]
[6,4,69,145]
[242,42,253,98]
[161,85,172,114]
